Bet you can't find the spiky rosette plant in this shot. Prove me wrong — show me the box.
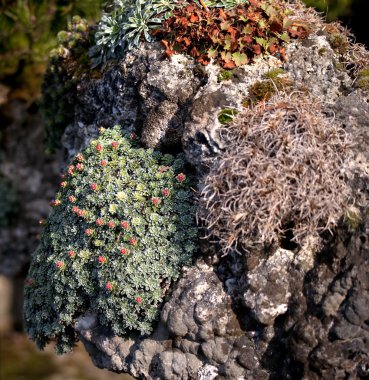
[24,126,198,354]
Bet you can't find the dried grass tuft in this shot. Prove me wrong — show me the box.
[200,93,352,254]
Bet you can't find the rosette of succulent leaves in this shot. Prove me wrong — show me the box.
[90,0,250,66]
[24,126,198,354]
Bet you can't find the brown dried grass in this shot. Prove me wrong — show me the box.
[200,93,352,254]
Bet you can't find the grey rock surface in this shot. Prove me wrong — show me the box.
[52,9,369,380]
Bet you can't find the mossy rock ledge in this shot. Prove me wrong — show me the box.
[25,0,369,379]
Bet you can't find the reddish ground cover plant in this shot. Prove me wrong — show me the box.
[153,0,310,68]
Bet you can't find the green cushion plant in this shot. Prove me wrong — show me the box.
[24,126,198,354]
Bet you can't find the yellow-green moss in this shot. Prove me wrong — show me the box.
[328,33,349,55]
[263,68,285,80]
[356,68,369,91]
[218,70,234,82]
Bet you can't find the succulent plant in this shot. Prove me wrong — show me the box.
[24,126,198,354]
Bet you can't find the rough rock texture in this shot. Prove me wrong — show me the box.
[49,11,369,380]
[0,99,62,277]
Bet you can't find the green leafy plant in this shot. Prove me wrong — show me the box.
[24,126,198,353]
[41,16,97,152]
[154,1,311,69]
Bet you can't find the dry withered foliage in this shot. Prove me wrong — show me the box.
[200,93,352,253]
[152,0,311,68]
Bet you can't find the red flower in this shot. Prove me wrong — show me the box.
[76,163,84,171]
[162,188,170,197]
[60,181,67,188]
[76,153,84,162]
[121,221,129,229]
[98,256,106,264]
[50,200,61,207]
[85,228,93,236]
[176,173,186,182]
[96,218,104,226]
[72,206,79,213]
[135,297,142,304]
[120,248,128,255]
[111,141,119,149]
[107,221,115,229]
[152,197,160,205]
[106,282,113,291]
[100,160,108,167]
[90,183,98,191]
[68,165,75,175]
[96,144,103,152]
[56,261,64,269]
[68,250,75,257]
[130,238,137,246]
[68,195,76,203]
[77,209,85,217]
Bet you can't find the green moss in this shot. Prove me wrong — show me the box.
[218,108,239,124]
[356,68,369,91]
[263,68,285,80]
[344,207,361,230]
[24,126,198,354]
[218,70,234,82]
[328,33,349,55]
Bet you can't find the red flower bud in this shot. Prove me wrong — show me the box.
[76,163,84,171]
[111,141,119,149]
[100,160,108,167]
[98,256,106,264]
[96,218,104,226]
[50,200,61,207]
[152,197,160,205]
[107,221,115,229]
[77,209,85,217]
[68,250,75,257]
[72,206,78,213]
[135,296,142,304]
[68,165,75,175]
[90,183,98,191]
[68,195,76,203]
[56,261,64,269]
[60,181,67,188]
[106,282,113,291]
[85,228,93,236]
[96,144,103,152]
[130,238,137,246]
[121,221,129,229]
[120,248,128,255]
[176,173,186,182]
[162,188,170,197]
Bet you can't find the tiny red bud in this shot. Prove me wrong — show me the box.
[68,250,75,257]
[56,261,64,269]
[77,209,85,217]
[76,163,84,171]
[111,141,119,149]
[107,221,115,229]
[121,221,129,229]
[176,173,186,182]
[60,181,67,188]
[106,282,113,291]
[120,248,128,255]
[96,144,103,152]
[68,165,75,175]
[68,195,76,203]
[85,228,93,236]
[152,197,160,205]
[90,183,98,191]
[162,188,170,197]
[130,238,137,246]
[98,256,106,264]
[96,218,104,226]
[135,296,142,304]
[100,160,108,167]
[50,199,61,207]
